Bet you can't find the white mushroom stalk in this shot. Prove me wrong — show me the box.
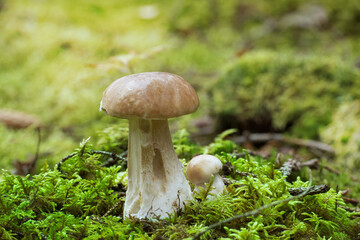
[100,72,199,219]
[126,118,188,218]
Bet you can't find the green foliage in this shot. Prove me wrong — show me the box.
[204,129,238,155]
[0,124,76,170]
[323,0,360,35]
[212,51,360,138]
[1,130,357,239]
[168,0,360,38]
[94,126,129,153]
[321,101,360,169]
[173,129,202,159]
[0,137,129,239]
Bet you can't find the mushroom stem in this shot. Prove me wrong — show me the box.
[194,174,225,195]
[124,118,192,218]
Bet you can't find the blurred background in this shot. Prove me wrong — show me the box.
[1,0,360,175]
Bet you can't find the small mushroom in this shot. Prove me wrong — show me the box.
[100,72,199,219]
[0,110,40,129]
[186,154,225,195]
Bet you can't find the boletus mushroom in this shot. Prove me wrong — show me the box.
[100,72,199,219]
[186,154,225,195]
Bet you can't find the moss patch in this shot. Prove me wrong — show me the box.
[0,130,358,239]
[212,51,360,138]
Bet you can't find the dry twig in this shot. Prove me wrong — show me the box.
[231,133,334,154]
[56,150,128,171]
[288,185,330,196]
[279,156,319,179]
[342,197,359,205]
[13,127,43,176]
[222,161,257,178]
[102,192,126,218]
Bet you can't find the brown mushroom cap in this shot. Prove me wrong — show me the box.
[186,154,223,185]
[100,72,199,119]
[0,110,40,129]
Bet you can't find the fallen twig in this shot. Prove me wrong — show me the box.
[231,133,334,154]
[341,189,350,196]
[323,166,359,182]
[288,185,330,196]
[234,150,269,159]
[222,161,257,178]
[56,153,76,170]
[29,127,41,175]
[280,158,301,178]
[341,206,360,213]
[279,157,319,179]
[102,192,126,218]
[99,150,128,167]
[342,196,359,205]
[323,165,340,175]
[13,127,44,176]
[56,150,128,171]
[299,158,319,169]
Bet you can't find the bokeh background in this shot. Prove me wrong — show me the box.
[1,0,360,174]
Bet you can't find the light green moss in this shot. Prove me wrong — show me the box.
[321,101,360,170]
[212,51,360,138]
[0,130,358,239]
[0,125,76,170]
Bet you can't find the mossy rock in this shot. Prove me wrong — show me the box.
[211,51,360,138]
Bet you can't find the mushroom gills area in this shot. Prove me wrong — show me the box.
[124,118,192,218]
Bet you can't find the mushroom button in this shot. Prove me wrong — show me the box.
[100,72,199,219]
[186,154,225,195]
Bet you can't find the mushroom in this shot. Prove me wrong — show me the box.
[100,72,199,219]
[186,154,225,195]
[0,110,40,129]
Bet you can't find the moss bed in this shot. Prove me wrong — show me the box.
[0,129,359,240]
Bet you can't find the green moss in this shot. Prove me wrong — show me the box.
[94,126,129,153]
[0,125,77,171]
[321,101,360,170]
[212,51,360,138]
[0,130,358,239]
